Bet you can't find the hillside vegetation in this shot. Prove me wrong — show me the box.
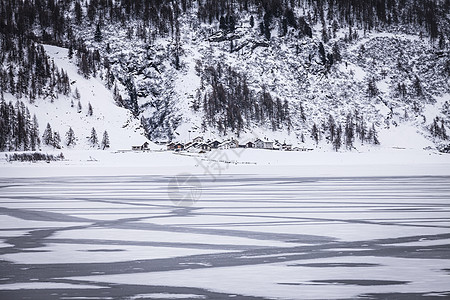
[0,0,449,151]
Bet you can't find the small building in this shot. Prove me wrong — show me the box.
[186,143,201,152]
[174,143,184,151]
[254,139,264,149]
[201,143,211,151]
[132,142,150,151]
[166,142,175,151]
[192,136,203,144]
[218,139,239,150]
[282,143,292,151]
[185,142,198,151]
[245,141,254,148]
[263,141,274,149]
[209,140,221,149]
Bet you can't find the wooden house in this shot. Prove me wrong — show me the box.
[174,143,184,151]
[192,136,203,144]
[132,142,150,151]
[209,140,221,149]
[166,142,175,151]
[218,139,239,150]
[201,143,211,151]
[254,139,264,149]
[263,141,274,149]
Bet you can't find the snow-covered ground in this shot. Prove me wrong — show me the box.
[1,151,450,299]
[1,145,450,178]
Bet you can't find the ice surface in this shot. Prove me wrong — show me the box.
[0,282,100,290]
[1,243,233,264]
[0,170,449,299]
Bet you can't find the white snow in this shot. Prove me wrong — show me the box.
[1,242,232,264]
[52,228,289,248]
[16,45,155,151]
[1,147,449,178]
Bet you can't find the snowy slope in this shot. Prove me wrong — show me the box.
[1,1,449,153]
[6,45,155,151]
[69,6,449,150]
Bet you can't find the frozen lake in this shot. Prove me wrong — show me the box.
[0,175,450,299]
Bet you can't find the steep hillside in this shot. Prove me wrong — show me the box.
[0,0,449,152]
[1,44,149,151]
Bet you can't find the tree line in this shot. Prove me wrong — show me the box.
[196,62,291,135]
[0,100,40,151]
[311,112,379,151]
[0,37,71,102]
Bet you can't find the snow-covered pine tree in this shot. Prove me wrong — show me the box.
[42,123,53,146]
[66,127,76,146]
[30,114,40,151]
[101,130,110,149]
[74,87,80,100]
[87,102,93,116]
[333,125,342,152]
[94,22,102,42]
[311,123,319,145]
[53,131,61,149]
[89,127,98,147]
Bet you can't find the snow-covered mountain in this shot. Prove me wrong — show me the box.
[1,44,149,151]
[0,0,449,152]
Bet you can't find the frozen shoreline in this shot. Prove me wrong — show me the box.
[1,148,450,178]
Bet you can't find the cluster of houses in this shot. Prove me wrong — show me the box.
[130,137,313,152]
[165,136,302,152]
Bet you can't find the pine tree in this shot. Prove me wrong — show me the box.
[42,123,53,146]
[77,100,82,113]
[332,42,341,62]
[30,114,40,151]
[368,78,378,97]
[328,115,336,142]
[74,1,83,24]
[113,84,124,106]
[101,130,110,149]
[53,131,61,149]
[89,127,98,146]
[441,121,447,140]
[367,123,379,145]
[66,127,76,146]
[68,44,73,59]
[87,102,93,116]
[74,87,81,100]
[94,22,102,42]
[333,125,342,151]
[311,123,319,145]
[413,76,423,96]
[345,114,354,150]
[371,124,379,145]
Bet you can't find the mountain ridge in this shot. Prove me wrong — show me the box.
[0,0,449,152]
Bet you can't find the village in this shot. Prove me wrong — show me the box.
[132,137,313,153]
